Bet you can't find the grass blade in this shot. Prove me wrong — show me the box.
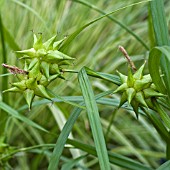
[149,46,170,96]
[85,67,121,85]
[48,90,114,170]
[59,0,151,51]
[0,13,8,136]
[150,0,169,46]
[73,0,149,50]
[156,160,170,170]
[0,102,48,133]
[11,0,47,29]
[67,139,152,170]
[78,67,110,170]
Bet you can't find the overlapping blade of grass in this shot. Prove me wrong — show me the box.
[142,108,170,144]
[48,90,114,170]
[0,13,9,136]
[3,24,20,51]
[59,0,151,51]
[78,67,110,170]
[67,139,152,170]
[11,0,47,30]
[150,0,169,46]
[0,102,48,133]
[73,0,149,50]
[61,154,87,170]
[149,46,170,96]
[149,0,170,97]
[64,67,121,85]
[156,160,170,170]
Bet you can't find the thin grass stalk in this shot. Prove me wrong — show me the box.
[0,13,8,136]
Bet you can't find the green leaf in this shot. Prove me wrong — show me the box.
[0,102,48,133]
[78,67,110,170]
[59,0,151,51]
[73,0,149,50]
[150,0,170,46]
[67,139,152,170]
[142,108,170,143]
[61,154,87,170]
[149,46,170,96]
[12,0,48,31]
[85,67,121,85]
[47,90,114,170]
[156,160,170,170]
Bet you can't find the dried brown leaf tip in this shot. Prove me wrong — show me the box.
[2,63,28,75]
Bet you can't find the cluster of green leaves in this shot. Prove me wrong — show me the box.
[0,0,170,170]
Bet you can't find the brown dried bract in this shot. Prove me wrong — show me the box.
[2,63,28,74]
[118,46,137,72]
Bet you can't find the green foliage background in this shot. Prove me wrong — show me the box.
[0,0,170,169]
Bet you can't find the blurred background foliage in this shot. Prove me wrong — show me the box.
[0,0,170,169]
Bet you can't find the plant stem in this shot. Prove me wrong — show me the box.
[153,99,170,129]
[0,13,8,137]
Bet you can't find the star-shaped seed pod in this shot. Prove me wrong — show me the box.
[114,62,165,118]
[2,33,75,110]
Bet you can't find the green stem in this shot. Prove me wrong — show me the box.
[153,99,170,129]
[166,142,170,160]
[0,13,8,136]
[105,107,118,141]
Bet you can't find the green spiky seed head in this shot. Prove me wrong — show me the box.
[114,62,166,118]
[3,33,74,110]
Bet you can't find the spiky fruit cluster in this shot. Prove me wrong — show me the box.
[114,63,165,118]
[3,34,74,110]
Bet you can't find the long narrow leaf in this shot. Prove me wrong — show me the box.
[0,102,48,133]
[78,67,110,170]
[74,0,149,50]
[149,46,170,96]
[59,0,151,51]
[48,90,114,170]
[67,139,152,170]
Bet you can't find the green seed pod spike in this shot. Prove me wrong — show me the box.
[43,35,57,50]
[24,60,29,71]
[126,88,136,104]
[24,89,35,110]
[12,80,26,91]
[28,62,41,80]
[26,78,37,90]
[113,83,128,93]
[119,92,127,108]
[33,33,38,46]
[49,74,59,82]
[58,74,65,80]
[150,83,157,91]
[15,48,36,58]
[145,98,156,111]
[127,67,134,87]
[135,92,148,108]
[116,70,127,83]
[49,64,60,75]
[133,62,146,80]
[53,38,66,50]
[58,60,71,66]
[41,61,50,79]
[28,58,39,70]
[34,85,52,101]
[45,50,74,63]
[33,33,43,51]
[143,88,166,99]
[3,87,22,93]
[134,79,152,92]
[131,99,139,119]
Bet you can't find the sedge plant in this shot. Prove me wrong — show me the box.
[0,0,170,170]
